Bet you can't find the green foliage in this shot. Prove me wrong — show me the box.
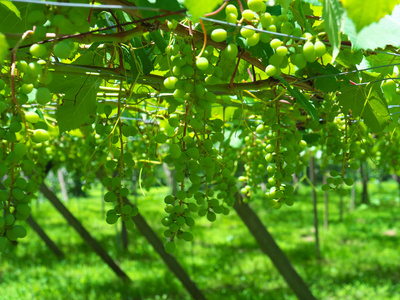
[183,0,224,21]
[322,0,344,60]
[338,85,390,132]
[342,0,400,32]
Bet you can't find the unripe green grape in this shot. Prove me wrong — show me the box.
[104,191,117,202]
[165,241,176,253]
[161,217,172,227]
[248,0,266,12]
[260,12,272,28]
[17,93,28,105]
[155,133,168,143]
[293,53,307,69]
[122,204,132,215]
[226,13,238,23]
[164,76,178,89]
[314,41,327,57]
[182,231,193,242]
[181,65,194,78]
[30,44,47,58]
[225,4,238,16]
[53,41,71,59]
[169,144,182,159]
[303,41,316,62]
[13,225,27,238]
[240,25,256,38]
[281,22,293,35]
[269,54,284,66]
[225,44,238,60]
[276,46,288,57]
[211,29,227,42]
[242,9,257,21]
[106,214,118,224]
[321,184,330,191]
[246,33,260,47]
[196,57,209,70]
[270,39,282,49]
[20,83,34,94]
[36,87,52,105]
[344,177,354,186]
[164,195,175,204]
[207,211,216,222]
[32,129,49,143]
[5,214,15,226]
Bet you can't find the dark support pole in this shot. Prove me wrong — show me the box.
[26,215,65,259]
[125,198,206,300]
[233,199,316,300]
[39,183,131,281]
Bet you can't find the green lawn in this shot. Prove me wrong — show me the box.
[1,180,399,299]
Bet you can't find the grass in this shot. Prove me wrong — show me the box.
[1,180,400,299]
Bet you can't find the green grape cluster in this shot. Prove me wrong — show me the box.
[0,80,44,251]
[208,2,327,78]
[317,98,360,194]
[238,103,307,208]
[159,39,241,252]
[95,104,139,229]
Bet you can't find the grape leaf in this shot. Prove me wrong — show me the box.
[342,0,400,32]
[343,5,400,50]
[278,77,319,122]
[322,0,343,61]
[183,0,224,22]
[307,62,341,93]
[49,52,103,132]
[338,85,390,132]
[0,1,21,19]
[136,0,182,21]
[56,76,101,133]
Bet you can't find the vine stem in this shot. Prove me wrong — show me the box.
[197,19,207,58]
[205,1,228,17]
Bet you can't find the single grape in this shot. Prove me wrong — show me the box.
[240,25,256,38]
[211,29,227,42]
[225,44,238,60]
[248,0,266,12]
[20,83,34,95]
[36,87,52,105]
[164,241,176,253]
[225,4,237,17]
[53,41,71,59]
[275,46,288,57]
[303,41,316,62]
[169,144,182,159]
[314,40,327,57]
[246,33,260,47]
[281,22,293,35]
[163,76,178,89]
[242,9,257,21]
[32,129,49,143]
[30,44,47,58]
[25,111,41,123]
[270,39,282,49]
[260,12,272,28]
[196,57,209,70]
